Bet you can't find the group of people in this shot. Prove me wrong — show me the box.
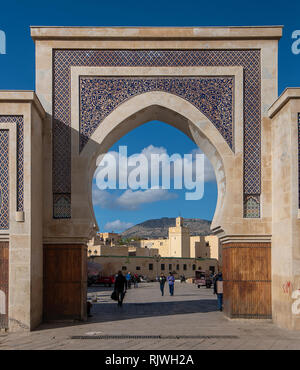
[158,272,175,296]
[125,271,139,289]
[158,271,224,311]
[112,271,176,307]
[98,270,224,311]
[113,270,223,309]
[158,271,223,312]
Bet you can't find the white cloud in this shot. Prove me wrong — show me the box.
[140,144,167,159]
[117,188,178,210]
[104,219,134,232]
[92,186,178,211]
[92,186,117,209]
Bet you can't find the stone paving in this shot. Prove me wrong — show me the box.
[1,282,300,350]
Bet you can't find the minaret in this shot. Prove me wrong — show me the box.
[176,216,183,227]
[168,217,190,258]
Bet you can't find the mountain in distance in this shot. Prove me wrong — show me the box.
[121,217,212,239]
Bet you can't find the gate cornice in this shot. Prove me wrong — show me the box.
[30,26,283,41]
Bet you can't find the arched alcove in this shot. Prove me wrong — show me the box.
[72,91,237,239]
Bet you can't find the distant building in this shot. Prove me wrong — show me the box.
[205,235,221,262]
[90,254,218,280]
[87,217,220,277]
[99,232,121,244]
[190,236,210,258]
[136,217,220,261]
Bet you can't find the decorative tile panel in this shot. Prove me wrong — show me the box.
[243,194,260,218]
[0,130,9,229]
[53,49,261,218]
[0,116,24,215]
[53,193,71,219]
[79,76,234,152]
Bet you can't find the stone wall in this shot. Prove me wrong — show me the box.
[0,92,45,331]
[269,89,300,330]
[91,255,218,280]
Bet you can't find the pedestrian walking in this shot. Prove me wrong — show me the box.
[214,272,224,311]
[159,273,166,296]
[167,272,175,296]
[114,270,127,307]
[126,271,132,289]
[133,274,139,288]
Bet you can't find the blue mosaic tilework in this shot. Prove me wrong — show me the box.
[53,49,261,218]
[79,76,234,152]
[0,116,24,213]
[0,130,9,229]
[243,194,260,218]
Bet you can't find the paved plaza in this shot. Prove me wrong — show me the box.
[1,281,300,350]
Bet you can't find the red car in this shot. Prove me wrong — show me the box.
[95,275,115,287]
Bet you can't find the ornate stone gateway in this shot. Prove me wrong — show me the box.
[0,26,300,331]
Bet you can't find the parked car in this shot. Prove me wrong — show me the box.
[95,275,115,287]
[194,270,212,288]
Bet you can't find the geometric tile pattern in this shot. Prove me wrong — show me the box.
[79,76,234,152]
[53,193,71,219]
[0,116,24,214]
[53,49,261,218]
[0,130,9,229]
[243,194,260,218]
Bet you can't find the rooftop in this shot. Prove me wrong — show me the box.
[30,26,283,41]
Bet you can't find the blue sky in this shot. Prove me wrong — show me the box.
[1,0,300,232]
[92,121,218,231]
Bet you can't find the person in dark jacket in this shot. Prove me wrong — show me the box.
[114,271,127,307]
[213,272,223,311]
[159,273,166,296]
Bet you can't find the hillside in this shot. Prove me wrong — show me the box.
[121,217,212,239]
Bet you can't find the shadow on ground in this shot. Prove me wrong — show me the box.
[35,284,219,331]
[89,299,219,323]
